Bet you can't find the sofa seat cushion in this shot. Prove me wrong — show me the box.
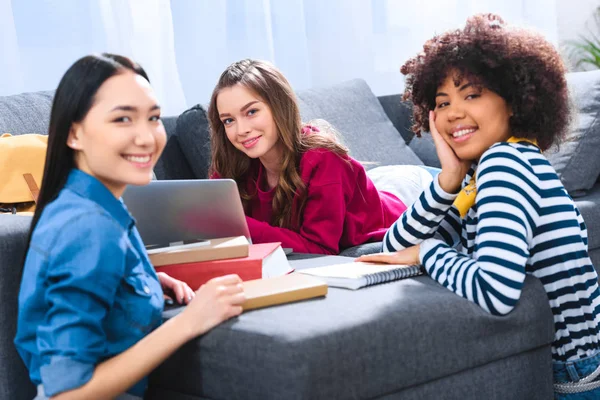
[174,104,211,179]
[297,79,423,169]
[150,257,554,400]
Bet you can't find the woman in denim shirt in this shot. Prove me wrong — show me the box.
[14,54,246,400]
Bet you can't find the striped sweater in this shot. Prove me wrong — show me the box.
[384,141,600,362]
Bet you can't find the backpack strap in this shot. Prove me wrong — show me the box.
[23,173,40,203]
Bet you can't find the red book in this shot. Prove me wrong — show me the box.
[155,242,294,290]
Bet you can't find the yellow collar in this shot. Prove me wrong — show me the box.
[452,137,539,218]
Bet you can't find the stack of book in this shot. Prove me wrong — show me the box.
[148,237,328,310]
[147,236,294,289]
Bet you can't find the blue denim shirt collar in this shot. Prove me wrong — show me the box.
[65,169,134,231]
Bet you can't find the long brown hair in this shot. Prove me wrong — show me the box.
[208,59,348,229]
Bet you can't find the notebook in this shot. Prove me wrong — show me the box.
[298,262,424,290]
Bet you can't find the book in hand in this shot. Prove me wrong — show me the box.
[154,242,294,290]
[298,261,424,290]
[147,236,249,267]
[242,273,328,311]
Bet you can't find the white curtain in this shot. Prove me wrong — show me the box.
[0,0,558,116]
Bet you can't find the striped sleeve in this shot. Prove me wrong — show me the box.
[383,174,462,252]
[420,145,535,315]
[576,207,589,249]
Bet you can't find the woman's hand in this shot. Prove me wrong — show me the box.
[179,274,246,338]
[157,272,195,305]
[429,111,471,193]
[356,245,420,265]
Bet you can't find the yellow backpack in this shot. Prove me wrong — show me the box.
[0,133,48,215]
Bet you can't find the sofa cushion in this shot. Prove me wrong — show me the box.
[150,255,554,400]
[409,133,441,168]
[377,95,415,144]
[153,116,195,180]
[546,70,600,197]
[175,105,211,179]
[0,91,53,135]
[297,79,423,169]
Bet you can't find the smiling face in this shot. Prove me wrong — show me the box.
[68,70,166,198]
[433,71,513,161]
[216,83,282,164]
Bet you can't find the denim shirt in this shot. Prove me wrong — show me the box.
[14,169,164,397]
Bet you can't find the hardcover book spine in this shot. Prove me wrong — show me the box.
[156,258,262,289]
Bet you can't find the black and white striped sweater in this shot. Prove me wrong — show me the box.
[384,141,600,362]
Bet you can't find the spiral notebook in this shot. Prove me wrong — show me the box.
[298,262,424,290]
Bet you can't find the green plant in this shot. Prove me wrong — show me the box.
[567,6,600,70]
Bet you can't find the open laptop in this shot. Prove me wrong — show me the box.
[122,179,251,249]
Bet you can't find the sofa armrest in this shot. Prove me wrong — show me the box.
[0,215,36,400]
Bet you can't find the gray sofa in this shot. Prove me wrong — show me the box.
[2,72,600,399]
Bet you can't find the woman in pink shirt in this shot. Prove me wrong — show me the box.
[208,59,426,255]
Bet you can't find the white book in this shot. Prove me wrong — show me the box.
[298,262,424,290]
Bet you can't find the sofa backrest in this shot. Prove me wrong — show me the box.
[0,79,425,181]
[169,79,425,179]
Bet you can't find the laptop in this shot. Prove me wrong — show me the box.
[122,179,251,248]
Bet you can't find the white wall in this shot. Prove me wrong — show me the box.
[557,0,600,70]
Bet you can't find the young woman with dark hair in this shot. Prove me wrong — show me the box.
[15,54,245,400]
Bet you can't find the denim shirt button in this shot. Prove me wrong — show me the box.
[143,286,150,294]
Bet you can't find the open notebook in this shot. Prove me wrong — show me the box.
[298,262,424,290]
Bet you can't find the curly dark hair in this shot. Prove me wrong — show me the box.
[401,13,570,151]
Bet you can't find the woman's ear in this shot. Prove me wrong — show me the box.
[67,123,82,150]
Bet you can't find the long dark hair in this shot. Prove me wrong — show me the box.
[24,53,149,261]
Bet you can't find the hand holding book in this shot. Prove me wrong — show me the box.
[356,245,421,265]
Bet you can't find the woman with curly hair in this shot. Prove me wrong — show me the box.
[358,14,600,397]
[207,59,422,255]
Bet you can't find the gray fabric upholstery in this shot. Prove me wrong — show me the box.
[385,346,552,400]
[576,182,600,276]
[546,70,600,196]
[0,216,36,400]
[0,91,53,135]
[297,79,423,169]
[377,95,415,144]
[576,183,600,252]
[409,133,441,168]
[153,116,195,180]
[149,346,552,400]
[339,241,383,257]
[148,256,554,400]
[174,105,212,179]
